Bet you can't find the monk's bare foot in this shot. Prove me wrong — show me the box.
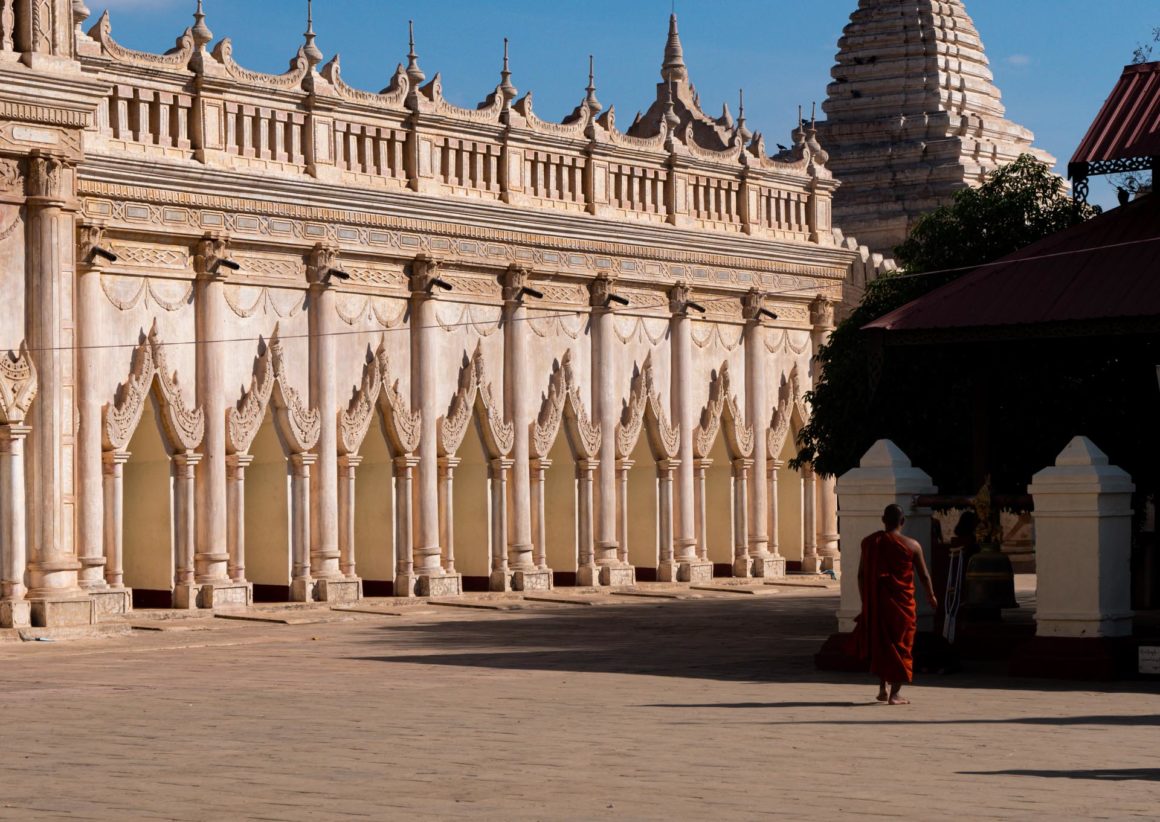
[876,688,888,702]
[888,695,910,705]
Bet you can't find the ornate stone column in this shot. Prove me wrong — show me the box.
[576,458,597,582]
[810,296,840,572]
[410,256,459,596]
[225,453,253,583]
[0,424,31,627]
[437,455,458,575]
[24,152,92,626]
[586,275,622,586]
[502,266,548,590]
[193,234,248,607]
[288,452,316,602]
[743,289,780,576]
[656,457,677,579]
[75,222,107,593]
[306,244,348,595]
[171,451,201,609]
[393,455,419,596]
[732,458,751,577]
[669,282,711,583]
[530,458,550,572]
[337,454,361,579]
[101,451,129,590]
[615,458,633,567]
[768,460,782,562]
[800,462,821,574]
[488,457,513,591]
[692,457,710,563]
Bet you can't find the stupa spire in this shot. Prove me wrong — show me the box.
[736,88,752,143]
[661,13,687,83]
[191,0,213,50]
[499,38,518,104]
[303,0,323,69]
[406,20,425,86]
[585,55,603,115]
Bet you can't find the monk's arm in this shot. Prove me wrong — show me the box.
[913,544,938,608]
[857,548,865,601]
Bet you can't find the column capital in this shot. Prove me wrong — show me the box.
[25,151,72,206]
[531,457,552,472]
[668,280,693,316]
[339,453,363,470]
[0,424,32,444]
[409,253,443,295]
[616,458,635,471]
[657,457,679,474]
[226,452,255,470]
[588,273,616,309]
[488,457,514,476]
[742,287,768,323]
[809,294,835,331]
[290,452,317,474]
[307,242,342,288]
[75,221,108,272]
[394,454,421,472]
[501,264,531,303]
[576,458,599,474]
[438,454,461,471]
[102,450,131,468]
[194,232,233,279]
[173,450,203,469]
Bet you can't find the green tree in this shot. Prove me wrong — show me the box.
[794,155,1099,486]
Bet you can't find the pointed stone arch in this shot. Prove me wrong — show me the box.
[437,342,513,460]
[103,323,205,454]
[615,352,679,462]
[694,361,753,461]
[767,364,810,460]
[226,324,319,457]
[531,349,601,462]
[338,338,421,458]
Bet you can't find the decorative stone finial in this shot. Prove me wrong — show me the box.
[303,0,323,69]
[191,0,213,49]
[72,0,91,31]
[499,38,517,104]
[585,54,603,115]
[406,20,425,86]
[736,88,752,143]
[661,13,687,83]
[663,81,681,132]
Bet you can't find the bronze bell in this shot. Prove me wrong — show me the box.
[964,543,1019,619]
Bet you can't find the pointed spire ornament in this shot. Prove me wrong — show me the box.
[585,54,603,115]
[663,80,681,132]
[499,38,518,104]
[406,20,426,86]
[303,0,323,69]
[737,88,752,142]
[191,0,213,49]
[661,13,687,83]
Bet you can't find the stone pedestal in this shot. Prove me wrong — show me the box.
[314,578,361,604]
[1027,437,1135,640]
[834,440,937,633]
[512,568,553,591]
[0,600,31,628]
[417,572,462,598]
[751,555,786,578]
[678,560,714,584]
[31,597,95,628]
[600,565,635,587]
[89,588,132,618]
[197,581,253,609]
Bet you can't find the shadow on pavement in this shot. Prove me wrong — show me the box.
[758,714,1160,727]
[959,768,1160,782]
[348,595,1160,694]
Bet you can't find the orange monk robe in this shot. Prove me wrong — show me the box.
[854,531,918,684]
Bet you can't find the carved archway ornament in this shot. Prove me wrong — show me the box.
[694,362,754,460]
[767,364,811,459]
[103,322,205,453]
[531,349,601,461]
[0,342,37,425]
[338,338,422,457]
[615,352,679,460]
[226,324,320,455]
[437,342,514,459]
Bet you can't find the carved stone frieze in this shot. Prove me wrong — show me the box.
[437,342,513,458]
[87,10,194,69]
[531,349,600,460]
[226,325,319,455]
[339,340,421,456]
[616,352,679,460]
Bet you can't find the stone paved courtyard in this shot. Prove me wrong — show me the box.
[1,585,1157,821]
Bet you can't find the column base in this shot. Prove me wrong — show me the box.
[820,555,841,574]
[417,572,462,598]
[198,581,253,609]
[289,578,314,603]
[0,600,31,628]
[751,555,786,579]
[800,556,825,574]
[657,562,679,583]
[29,596,96,628]
[600,564,636,587]
[732,557,753,578]
[90,588,132,618]
[393,573,418,598]
[313,578,361,604]
[677,560,714,584]
[489,570,513,592]
[576,566,601,587]
[512,568,552,592]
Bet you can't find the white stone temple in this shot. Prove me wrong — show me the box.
[0,1,864,626]
[815,0,1056,255]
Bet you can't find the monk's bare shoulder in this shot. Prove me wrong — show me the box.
[902,535,924,555]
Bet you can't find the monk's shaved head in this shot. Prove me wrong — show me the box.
[882,504,905,529]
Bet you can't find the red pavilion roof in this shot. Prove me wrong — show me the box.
[1072,61,1160,165]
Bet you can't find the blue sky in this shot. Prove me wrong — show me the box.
[96,1,1157,210]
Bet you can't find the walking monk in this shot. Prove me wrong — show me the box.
[854,504,937,705]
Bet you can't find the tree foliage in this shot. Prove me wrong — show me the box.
[794,155,1102,490]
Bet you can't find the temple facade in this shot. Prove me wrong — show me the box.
[0,1,860,627]
[816,0,1056,256]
